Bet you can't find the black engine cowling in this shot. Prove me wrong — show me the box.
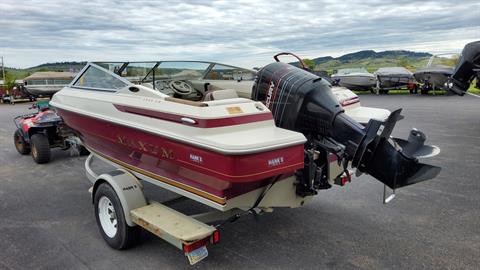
[252,62,441,193]
[448,40,480,95]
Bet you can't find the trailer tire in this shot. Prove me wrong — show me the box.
[14,129,30,155]
[30,134,50,163]
[94,182,141,250]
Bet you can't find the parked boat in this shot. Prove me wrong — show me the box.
[446,40,480,95]
[414,65,453,93]
[50,60,440,206]
[331,68,376,90]
[49,61,440,263]
[24,71,75,97]
[374,67,415,90]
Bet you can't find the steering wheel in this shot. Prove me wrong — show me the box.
[169,80,194,95]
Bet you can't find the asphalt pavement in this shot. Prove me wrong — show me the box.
[0,94,479,270]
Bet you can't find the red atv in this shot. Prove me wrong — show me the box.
[13,101,88,164]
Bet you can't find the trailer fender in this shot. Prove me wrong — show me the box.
[92,169,147,226]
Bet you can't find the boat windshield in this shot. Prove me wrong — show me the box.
[94,61,255,83]
[426,53,459,68]
[85,61,255,95]
[147,62,210,81]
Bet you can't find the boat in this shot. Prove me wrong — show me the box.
[374,67,415,90]
[413,54,457,94]
[331,68,376,90]
[446,40,480,95]
[24,71,76,97]
[50,60,440,206]
[413,66,453,92]
[49,60,441,262]
[332,86,390,124]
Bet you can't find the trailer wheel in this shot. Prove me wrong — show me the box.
[94,182,141,250]
[14,129,30,155]
[30,134,51,163]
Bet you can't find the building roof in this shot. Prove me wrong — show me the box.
[23,71,76,80]
[0,79,24,85]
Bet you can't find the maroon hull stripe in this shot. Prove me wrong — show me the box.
[114,104,273,128]
[57,108,304,201]
[340,97,360,107]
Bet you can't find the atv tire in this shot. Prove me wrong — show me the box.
[14,129,30,155]
[31,134,51,164]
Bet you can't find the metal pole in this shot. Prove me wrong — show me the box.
[1,57,14,104]
[1,56,5,103]
[1,56,5,88]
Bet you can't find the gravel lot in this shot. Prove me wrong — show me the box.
[0,94,479,270]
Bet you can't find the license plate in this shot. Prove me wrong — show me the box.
[186,246,208,265]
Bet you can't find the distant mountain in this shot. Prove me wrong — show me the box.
[4,61,87,79]
[291,50,434,72]
[28,61,87,72]
[335,50,431,62]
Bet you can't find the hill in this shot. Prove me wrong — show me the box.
[3,61,87,80]
[292,50,435,73]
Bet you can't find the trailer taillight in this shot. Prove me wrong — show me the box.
[334,172,352,186]
[183,231,219,253]
[212,230,220,244]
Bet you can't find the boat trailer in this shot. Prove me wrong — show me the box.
[85,153,270,265]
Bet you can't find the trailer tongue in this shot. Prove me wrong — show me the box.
[252,62,441,195]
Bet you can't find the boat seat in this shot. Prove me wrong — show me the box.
[203,89,239,101]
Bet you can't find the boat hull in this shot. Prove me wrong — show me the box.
[376,75,414,89]
[25,85,66,96]
[57,108,304,204]
[414,67,453,89]
[332,75,376,90]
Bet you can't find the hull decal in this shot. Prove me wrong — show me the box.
[114,104,273,128]
[90,147,227,205]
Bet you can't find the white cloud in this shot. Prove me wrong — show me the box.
[0,0,479,68]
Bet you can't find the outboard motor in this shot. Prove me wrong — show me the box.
[448,40,480,95]
[252,62,441,196]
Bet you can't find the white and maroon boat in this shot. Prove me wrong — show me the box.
[50,60,441,264]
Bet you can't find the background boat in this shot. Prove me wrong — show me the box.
[331,68,376,91]
[375,67,414,89]
[24,71,75,97]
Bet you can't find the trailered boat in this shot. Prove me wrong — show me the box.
[43,40,480,263]
[50,60,440,207]
[331,68,376,90]
[50,60,441,263]
[374,67,415,90]
[413,54,456,93]
[23,71,76,97]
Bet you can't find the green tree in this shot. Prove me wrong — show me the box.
[397,57,410,68]
[3,71,16,94]
[302,59,316,70]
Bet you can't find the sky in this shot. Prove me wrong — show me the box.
[0,0,479,69]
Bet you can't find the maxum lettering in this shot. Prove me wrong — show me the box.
[117,136,174,159]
